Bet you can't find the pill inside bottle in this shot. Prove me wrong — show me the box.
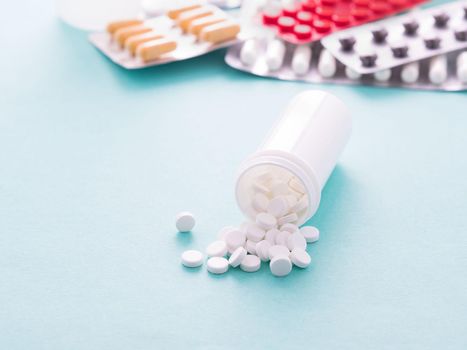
[235,91,351,226]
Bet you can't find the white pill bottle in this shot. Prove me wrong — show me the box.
[235,90,351,226]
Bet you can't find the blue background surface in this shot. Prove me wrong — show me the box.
[1,1,466,349]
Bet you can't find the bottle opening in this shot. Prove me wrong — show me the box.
[235,163,311,226]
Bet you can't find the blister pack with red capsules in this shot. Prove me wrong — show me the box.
[259,0,428,44]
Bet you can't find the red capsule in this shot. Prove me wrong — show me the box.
[301,0,317,12]
[315,6,334,19]
[388,0,407,8]
[313,19,332,33]
[262,7,282,25]
[353,0,370,7]
[369,1,392,14]
[278,16,296,33]
[351,7,370,20]
[283,5,299,17]
[320,0,338,5]
[296,11,314,24]
[332,13,351,27]
[294,24,313,40]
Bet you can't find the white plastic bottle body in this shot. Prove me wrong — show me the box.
[235,90,351,225]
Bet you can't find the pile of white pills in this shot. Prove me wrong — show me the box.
[178,171,320,277]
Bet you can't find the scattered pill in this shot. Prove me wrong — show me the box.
[245,240,257,255]
[207,256,229,274]
[287,232,307,251]
[277,212,298,226]
[268,196,289,218]
[175,211,196,232]
[300,226,320,243]
[255,240,272,261]
[269,244,290,260]
[266,39,286,71]
[181,250,204,267]
[400,61,420,84]
[270,255,292,277]
[292,45,312,75]
[290,249,311,268]
[229,246,247,267]
[246,223,266,242]
[218,226,235,241]
[265,228,280,245]
[275,231,290,246]
[317,49,336,77]
[206,240,228,257]
[280,223,299,233]
[256,212,277,230]
[374,68,392,82]
[240,255,261,272]
[429,55,448,84]
[225,228,246,250]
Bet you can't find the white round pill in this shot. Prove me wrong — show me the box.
[229,246,247,267]
[300,226,319,243]
[175,211,195,232]
[270,255,292,277]
[181,250,204,268]
[217,226,236,241]
[246,223,266,242]
[275,231,290,246]
[289,178,305,194]
[255,240,272,261]
[278,212,298,226]
[256,212,278,230]
[292,195,308,213]
[286,232,307,251]
[290,248,311,268]
[268,196,289,218]
[225,229,246,250]
[268,244,290,260]
[265,228,279,245]
[240,254,261,272]
[245,239,257,255]
[280,223,299,233]
[206,240,228,257]
[207,257,229,274]
[252,193,270,212]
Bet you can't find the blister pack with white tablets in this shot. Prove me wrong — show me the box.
[225,38,467,91]
[89,4,241,69]
[321,1,467,74]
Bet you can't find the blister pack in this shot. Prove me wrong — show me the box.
[258,0,427,44]
[321,1,467,74]
[89,4,241,69]
[225,37,467,91]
